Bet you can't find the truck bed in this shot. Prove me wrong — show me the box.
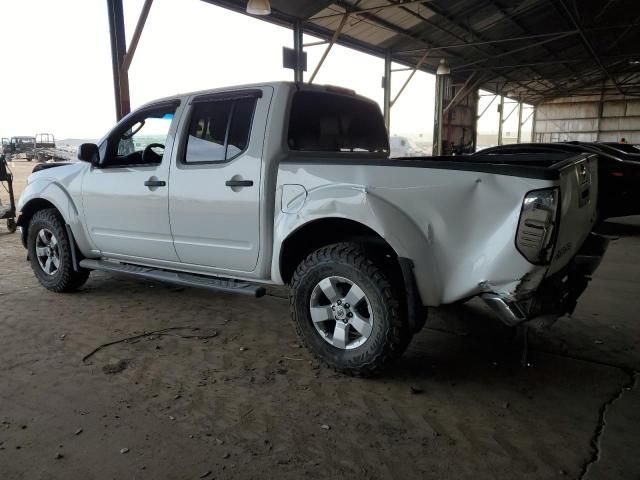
[385,152,591,180]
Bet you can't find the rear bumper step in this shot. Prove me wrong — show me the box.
[481,232,609,327]
[481,294,527,326]
[78,259,266,298]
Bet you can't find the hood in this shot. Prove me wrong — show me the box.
[27,161,86,185]
[31,162,74,173]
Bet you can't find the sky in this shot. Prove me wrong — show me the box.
[0,0,531,141]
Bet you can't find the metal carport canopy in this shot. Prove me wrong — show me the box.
[203,0,640,104]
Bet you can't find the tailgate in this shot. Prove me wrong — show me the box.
[547,154,598,275]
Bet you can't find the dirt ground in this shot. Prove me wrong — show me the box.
[1,159,639,480]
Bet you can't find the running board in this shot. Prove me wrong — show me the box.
[78,259,266,298]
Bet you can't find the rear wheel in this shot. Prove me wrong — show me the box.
[290,243,412,376]
[27,209,89,292]
[6,218,16,233]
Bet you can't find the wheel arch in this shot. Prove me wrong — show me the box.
[279,217,399,285]
[278,217,428,333]
[17,198,59,247]
[17,181,93,256]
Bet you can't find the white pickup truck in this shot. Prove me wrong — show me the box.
[17,82,608,375]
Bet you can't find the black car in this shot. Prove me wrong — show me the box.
[600,142,640,155]
[475,142,640,219]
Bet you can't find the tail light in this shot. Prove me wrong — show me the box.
[516,188,559,264]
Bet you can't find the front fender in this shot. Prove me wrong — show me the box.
[272,183,442,305]
[17,178,94,255]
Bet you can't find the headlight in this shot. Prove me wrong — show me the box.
[516,188,559,264]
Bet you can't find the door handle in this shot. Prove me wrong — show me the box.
[225,179,254,187]
[144,179,166,187]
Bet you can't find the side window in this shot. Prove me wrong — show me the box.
[111,106,177,166]
[184,96,256,164]
[184,100,232,163]
[226,98,254,158]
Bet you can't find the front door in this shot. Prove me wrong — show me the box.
[82,101,183,262]
[169,88,269,272]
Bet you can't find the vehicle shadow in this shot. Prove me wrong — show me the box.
[385,301,530,380]
[596,216,640,236]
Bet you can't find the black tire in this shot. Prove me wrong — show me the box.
[290,242,412,376]
[27,208,89,292]
[6,218,17,233]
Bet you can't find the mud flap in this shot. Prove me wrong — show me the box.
[398,257,428,333]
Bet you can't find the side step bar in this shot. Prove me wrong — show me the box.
[79,259,266,298]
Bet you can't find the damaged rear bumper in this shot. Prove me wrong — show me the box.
[481,232,609,326]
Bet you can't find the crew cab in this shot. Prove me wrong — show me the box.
[17,82,608,375]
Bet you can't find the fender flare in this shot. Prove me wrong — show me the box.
[17,179,94,256]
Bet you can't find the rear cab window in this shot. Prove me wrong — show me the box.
[288,90,388,154]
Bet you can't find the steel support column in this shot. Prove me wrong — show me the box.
[107,0,129,120]
[432,73,447,156]
[516,101,523,143]
[473,88,480,152]
[531,107,537,142]
[497,96,505,146]
[293,20,304,83]
[596,80,606,141]
[498,95,504,145]
[383,50,391,133]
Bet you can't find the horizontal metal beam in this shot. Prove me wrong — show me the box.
[310,0,429,21]
[452,31,577,71]
[303,40,328,48]
[395,30,577,55]
[455,58,584,72]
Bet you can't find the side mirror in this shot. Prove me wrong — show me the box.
[77,143,100,166]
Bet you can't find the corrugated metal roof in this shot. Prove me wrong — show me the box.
[202,0,640,103]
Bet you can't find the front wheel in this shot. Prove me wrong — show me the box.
[290,243,412,376]
[27,209,89,292]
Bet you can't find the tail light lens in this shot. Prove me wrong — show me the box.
[516,188,559,264]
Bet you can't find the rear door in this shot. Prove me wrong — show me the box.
[168,88,271,272]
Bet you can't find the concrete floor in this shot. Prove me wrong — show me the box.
[0,160,638,480]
